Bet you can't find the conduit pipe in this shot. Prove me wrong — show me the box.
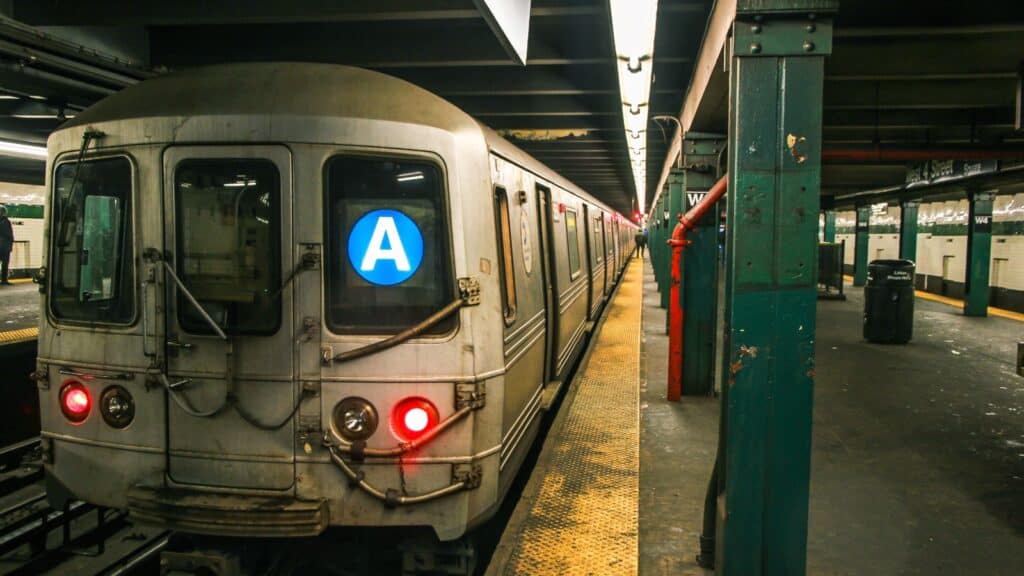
[822,148,1024,162]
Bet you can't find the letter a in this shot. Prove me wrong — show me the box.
[360,216,411,272]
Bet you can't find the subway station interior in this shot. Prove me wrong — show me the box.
[0,1,1021,574]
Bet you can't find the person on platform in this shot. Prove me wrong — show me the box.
[634,229,647,258]
[0,206,12,285]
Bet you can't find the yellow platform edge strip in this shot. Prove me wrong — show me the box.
[496,260,642,576]
[841,274,1023,323]
[0,326,39,344]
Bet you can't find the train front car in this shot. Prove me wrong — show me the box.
[38,63,511,544]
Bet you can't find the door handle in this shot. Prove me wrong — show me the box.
[167,340,194,351]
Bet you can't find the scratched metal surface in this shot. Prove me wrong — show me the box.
[497,259,641,576]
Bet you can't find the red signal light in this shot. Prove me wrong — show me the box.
[60,381,91,423]
[391,397,439,442]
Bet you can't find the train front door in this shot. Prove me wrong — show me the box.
[161,145,297,490]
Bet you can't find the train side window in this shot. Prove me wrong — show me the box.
[593,216,603,263]
[565,208,581,280]
[323,155,454,335]
[50,156,135,324]
[494,187,517,323]
[174,159,282,335]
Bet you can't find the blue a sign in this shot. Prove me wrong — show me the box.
[347,209,424,286]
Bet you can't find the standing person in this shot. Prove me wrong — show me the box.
[634,229,646,258]
[0,206,12,285]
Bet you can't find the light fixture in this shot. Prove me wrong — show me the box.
[0,140,47,159]
[610,0,658,214]
[396,171,425,183]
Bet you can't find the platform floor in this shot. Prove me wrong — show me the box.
[0,280,38,337]
[490,258,642,575]
[639,262,1024,575]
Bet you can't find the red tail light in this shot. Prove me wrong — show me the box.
[60,381,91,423]
[391,397,439,441]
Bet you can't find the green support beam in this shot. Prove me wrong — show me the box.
[822,210,836,242]
[853,205,871,286]
[653,191,668,300]
[663,172,684,311]
[964,191,994,316]
[718,3,834,575]
[899,200,919,262]
[681,134,724,396]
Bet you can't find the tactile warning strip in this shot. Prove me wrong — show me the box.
[493,259,641,576]
[0,327,38,344]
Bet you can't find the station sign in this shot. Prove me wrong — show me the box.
[347,209,424,286]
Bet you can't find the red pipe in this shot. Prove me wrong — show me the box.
[822,148,1024,162]
[666,174,728,401]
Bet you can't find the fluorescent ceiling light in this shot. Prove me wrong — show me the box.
[10,113,75,120]
[396,171,424,182]
[0,95,18,100]
[610,0,658,214]
[224,179,257,188]
[0,140,46,159]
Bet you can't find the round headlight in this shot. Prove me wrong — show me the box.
[100,385,135,429]
[333,397,378,441]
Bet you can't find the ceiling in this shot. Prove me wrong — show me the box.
[0,0,714,216]
[1,0,1021,213]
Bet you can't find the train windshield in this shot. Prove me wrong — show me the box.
[324,155,453,335]
[174,159,282,335]
[50,156,135,324]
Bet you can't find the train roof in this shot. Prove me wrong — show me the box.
[61,61,626,220]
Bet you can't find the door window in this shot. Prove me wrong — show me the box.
[174,159,282,335]
[566,209,581,279]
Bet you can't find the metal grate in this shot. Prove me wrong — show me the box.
[499,260,642,575]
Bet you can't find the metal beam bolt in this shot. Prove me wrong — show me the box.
[806,24,816,32]
[803,41,815,52]
[750,43,762,54]
[751,24,762,34]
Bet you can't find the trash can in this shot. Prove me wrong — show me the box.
[863,259,915,344]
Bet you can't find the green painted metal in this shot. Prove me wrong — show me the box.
[853,205,870,286]
[682,166,721,396]
[718,8,832,575]
[822,210,835,242]
[899,200,919,262]
[964,192,994,316]
[652,192,667,297]
[662,173,684,310]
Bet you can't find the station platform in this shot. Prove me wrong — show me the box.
[0,279,39,344]
[489,257,1024,575]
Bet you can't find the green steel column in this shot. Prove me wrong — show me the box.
[899,200,919,262]
[718,4,834,575]
[662,173,684,310]
[853,205,870,286]
[653,192,667,296]
[681,160,721,396]
[822,210,836,242]
[964,191,994,316]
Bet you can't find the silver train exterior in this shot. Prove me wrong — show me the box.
[37,63,636,542]
[835,195,1024,312]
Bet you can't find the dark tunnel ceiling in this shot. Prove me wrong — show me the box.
[2,1,1024,212]
[2,0,714,216]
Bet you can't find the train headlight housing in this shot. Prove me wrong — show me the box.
[100,385,135,429]
[60,381,91,423]
[333,397,378,441]
[391,397,439,442]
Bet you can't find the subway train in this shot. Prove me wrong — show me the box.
[37,62,636,564]
[835,194,1024,312]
